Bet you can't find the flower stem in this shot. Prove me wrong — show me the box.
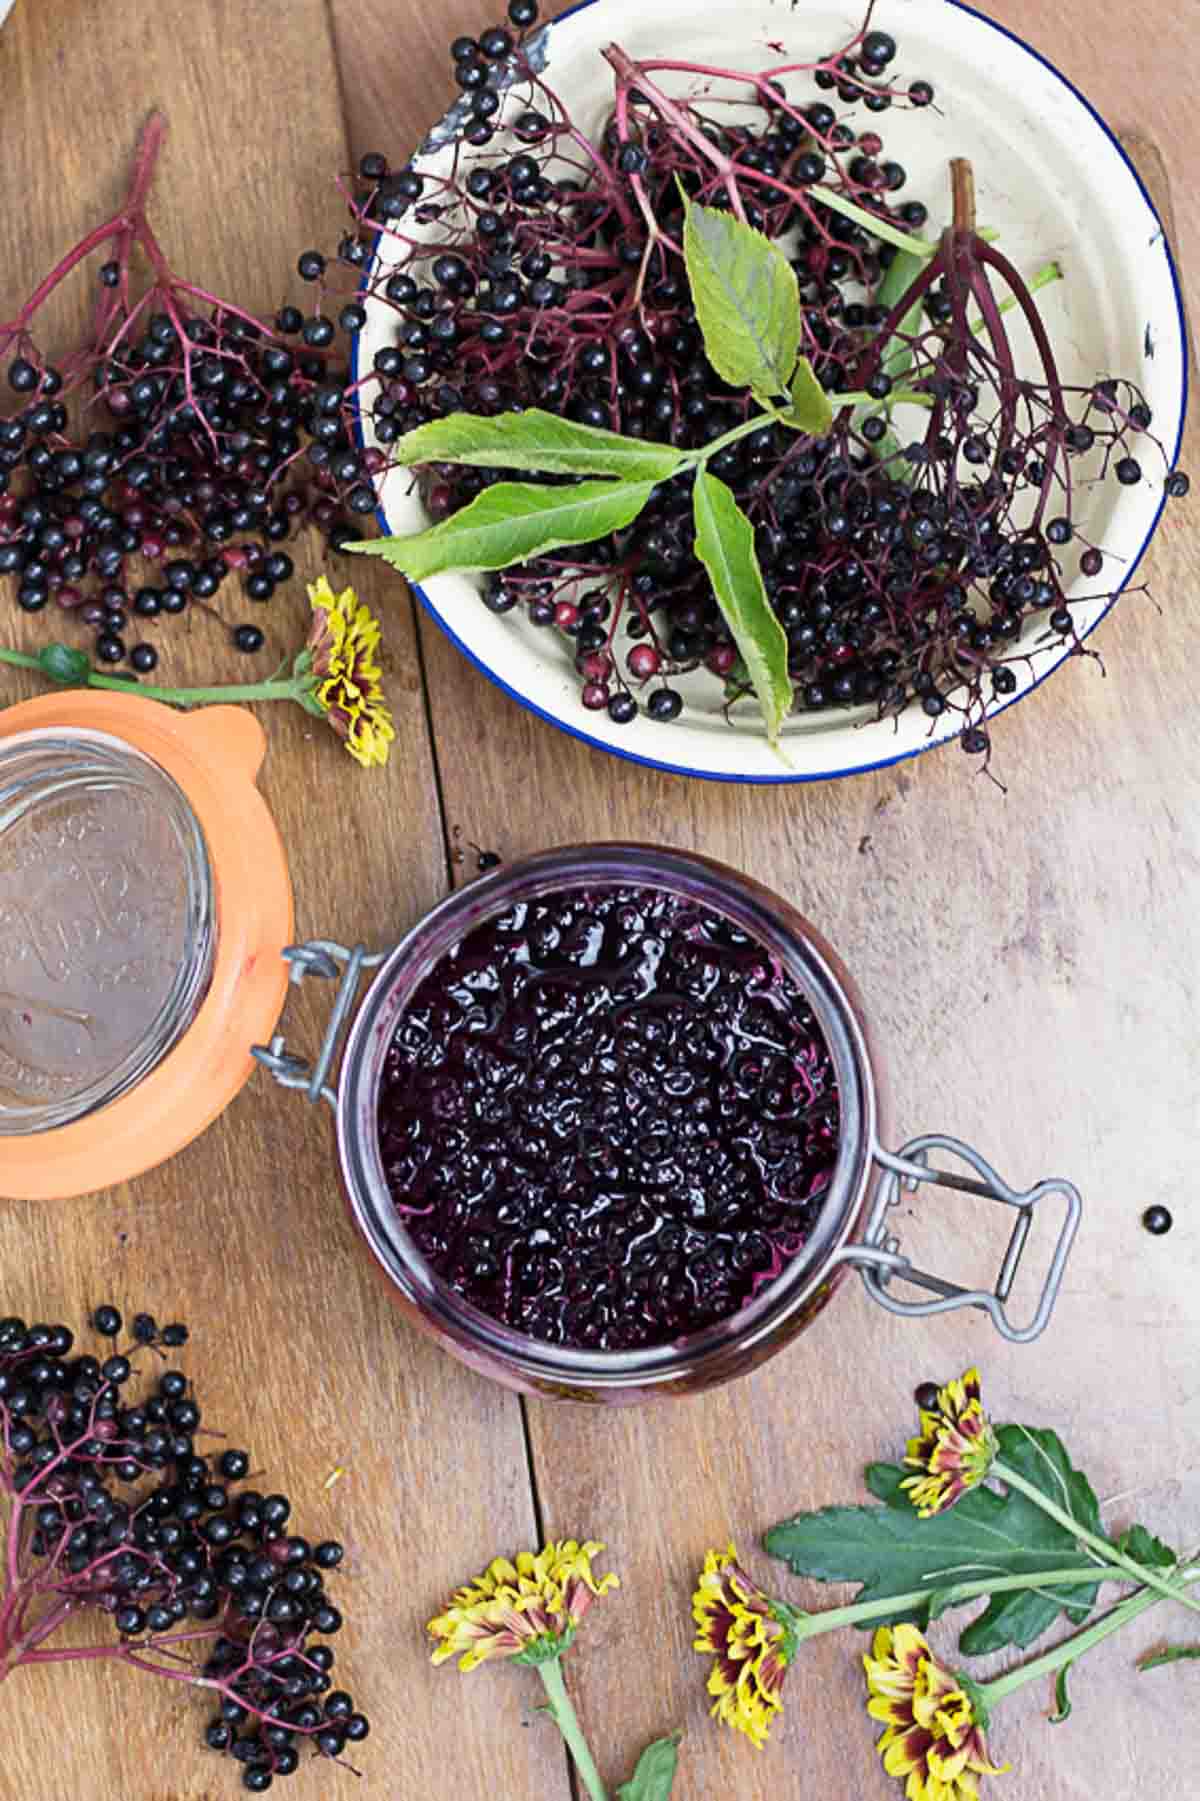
[978,1563,1200,1707]
[775,1563,1145,1643]
[536,1657,608,1801]
[993,1459,1200,1619]
[0,647,303,711]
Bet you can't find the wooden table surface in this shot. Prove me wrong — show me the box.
[0,1,1197,1796]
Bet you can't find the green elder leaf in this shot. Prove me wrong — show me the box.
[386,408,686,483]
[346,478,656,581]
[763,1424,1109,1657]
[616,1733,682,1801]
[781,357,834,436]
[692,470,791,744]
[682,196,801,401]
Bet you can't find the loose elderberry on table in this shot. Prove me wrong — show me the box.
[0,1307,367,1792]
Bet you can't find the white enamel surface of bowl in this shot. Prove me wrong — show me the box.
[356,0,1188,783]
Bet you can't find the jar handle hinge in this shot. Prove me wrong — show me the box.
[830,1134,1081,1344]
[251,939,385,1109]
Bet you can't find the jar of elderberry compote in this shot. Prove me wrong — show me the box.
[255,844,1081,1401]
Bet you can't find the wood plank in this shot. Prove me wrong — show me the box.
[332,3,1200,1796]
[0,3,564,1798]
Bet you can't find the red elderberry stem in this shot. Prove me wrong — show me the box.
[0,110,170,359]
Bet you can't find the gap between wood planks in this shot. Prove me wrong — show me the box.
[319,2,573,1789]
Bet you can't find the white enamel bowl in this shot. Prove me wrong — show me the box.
[356,0,1188,783]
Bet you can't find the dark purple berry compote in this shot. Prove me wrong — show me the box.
[376,884,840,1351]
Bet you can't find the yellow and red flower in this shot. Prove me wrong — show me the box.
[900,1367,998,1518]
[427,1540,618,1673]
[865,1623,1008,1801]
[303,575,395,767]
[692,1543,797,1749]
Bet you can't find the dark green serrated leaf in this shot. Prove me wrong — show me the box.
[692,470,791,745]
[682,197,801,401]
[1139,1643,1200,1671]
[1116,1523,1177,1570]
[347,479,656,581]
[386,408,686,483]
[616,1732,682,1801]
[781,357,834,436]
[38,643,90,684]
[764,1424,1108,1658]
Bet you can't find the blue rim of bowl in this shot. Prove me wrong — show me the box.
[350,0,1189,785]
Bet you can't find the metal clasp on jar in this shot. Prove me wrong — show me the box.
[830,1135,1081,1345]
[251,939,382,1107]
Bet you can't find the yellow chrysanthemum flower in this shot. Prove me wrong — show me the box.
[865,1623,1008,1801]
[428,1540,618,1673]
[304,575,395,767]
[692,1544,796,1749]
[900,1367,999,1518]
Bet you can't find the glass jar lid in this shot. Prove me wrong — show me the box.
[0,727,215,1133]
[0,691,292,1201]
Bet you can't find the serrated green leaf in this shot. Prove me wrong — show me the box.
[781,357,834,436]
[682,197,801,401]
[1116,1523,1177,1570]
[692,470,791,744]
[764,1425,1108,1658]
[347,479,656,581]
[386,408,686,483]
[38,643,90,684]
[616,1732,682,1801]
[1139,1643,1200,1671]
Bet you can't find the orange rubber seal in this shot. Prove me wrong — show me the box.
[0,691,292,1200]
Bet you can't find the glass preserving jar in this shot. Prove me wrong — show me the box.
[256,844,1081,1402]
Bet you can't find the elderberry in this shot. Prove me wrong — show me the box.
[379,886,838,1349]
[0,1303,368,1788]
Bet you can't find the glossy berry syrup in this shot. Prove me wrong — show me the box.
[376,885,840,1351]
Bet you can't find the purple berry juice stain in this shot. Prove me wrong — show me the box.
[376,885,840,1350]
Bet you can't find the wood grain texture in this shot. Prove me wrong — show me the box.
[328,2,1200,1798]
[0,3,567,1798]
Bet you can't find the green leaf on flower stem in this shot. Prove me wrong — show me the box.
[682,195,801,402]
[1139,1643,1200,1671]
[38,643,90,684]
[1050,1664,1073,1723]
[384,409,686,483]
[1115,1523,1177,1569]
[781,357,834,436]
[616,1732,682,1801]
[692,470,791,745]
[346,478,657,581]
[763,1424,1113,1657]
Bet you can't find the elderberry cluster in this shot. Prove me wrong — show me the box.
[341,4,1187,752]
[0,1305,366,1792]
[0,116,375,674]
